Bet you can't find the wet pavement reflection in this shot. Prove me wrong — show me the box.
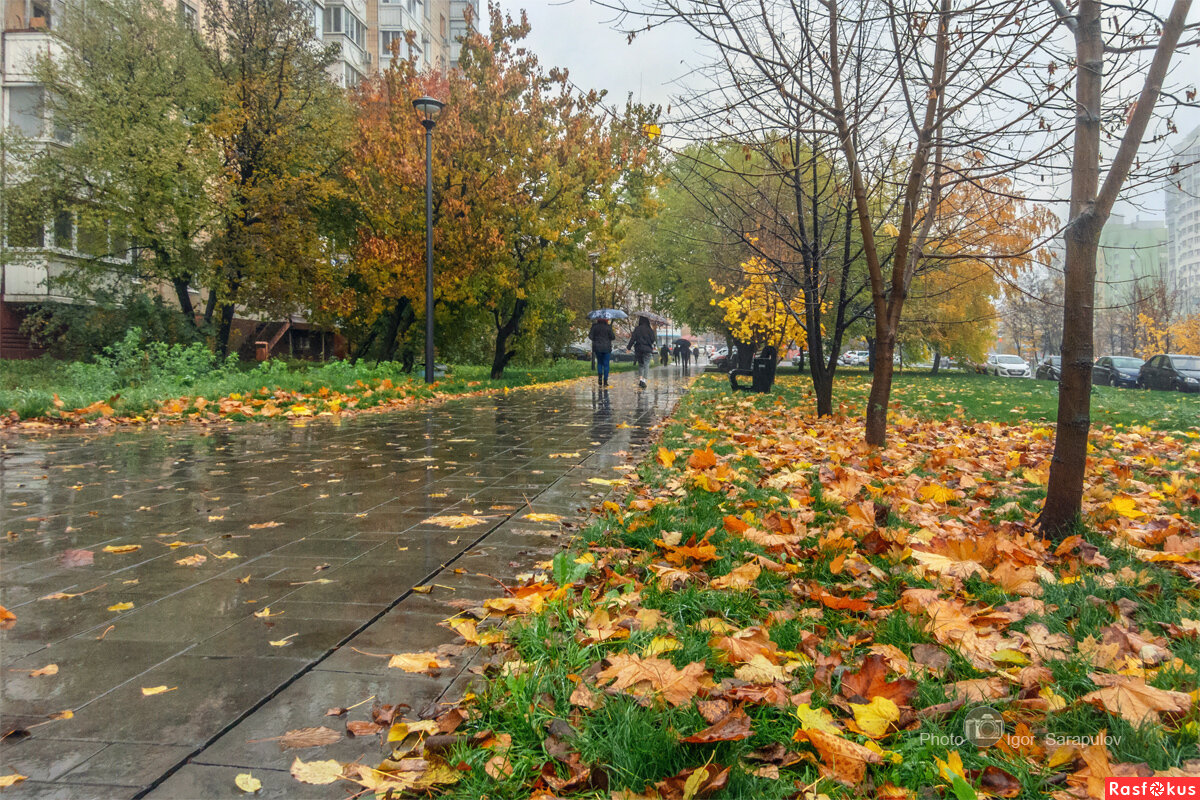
[0,366,694,798]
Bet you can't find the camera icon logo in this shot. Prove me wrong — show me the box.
[963,706,1004,748]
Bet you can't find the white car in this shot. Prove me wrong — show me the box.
[986,354,1031,377]
[840,350,869,366]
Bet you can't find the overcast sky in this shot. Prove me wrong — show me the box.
[515,0,1200,221]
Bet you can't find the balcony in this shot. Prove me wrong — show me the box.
[3,29,61,83]
[2,253,76,304]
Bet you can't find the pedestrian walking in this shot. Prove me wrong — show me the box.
[659,344,669,366]
[588,317,615,387]
[693,346,700,363]
[627,317,657,388]
[672,344,680,365]
[681,344,691,368]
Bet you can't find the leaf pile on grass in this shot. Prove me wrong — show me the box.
[298,376,1199,799]
[0,360,622,429]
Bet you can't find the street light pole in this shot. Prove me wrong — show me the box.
[412,95,445,383]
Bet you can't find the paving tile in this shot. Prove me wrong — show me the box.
[0,367,693,791]
[56,742,194,789]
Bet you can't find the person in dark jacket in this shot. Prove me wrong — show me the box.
[659,344,669,366]
[588,318,616,387]
[681,344,691,368]
[627,317,657,388]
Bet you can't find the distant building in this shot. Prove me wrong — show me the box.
[1166,125,1200,317]
[1096,215,1169,309]
[1,0,478,357]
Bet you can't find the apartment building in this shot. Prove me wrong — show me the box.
[1166,124,1200,317]
[1,0,477,357]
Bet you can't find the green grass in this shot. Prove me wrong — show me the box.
[0,356,636,420]
[817,367,1200,431]
[438,369,1200,799]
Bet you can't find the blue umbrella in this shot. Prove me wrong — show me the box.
[587,309,628,321]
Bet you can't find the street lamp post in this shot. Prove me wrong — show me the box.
[412,95,445,383]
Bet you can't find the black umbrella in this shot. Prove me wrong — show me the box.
[631,310,669,325]
[587,309,628,321]
[674,338,691,347]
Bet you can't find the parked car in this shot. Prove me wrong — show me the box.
[839,350,869,366]
[985,354,1031,378]
[1035,356,1061,381]
[1138,354,1200,392]
[1092,356,1143,388]
[565,343,591,361]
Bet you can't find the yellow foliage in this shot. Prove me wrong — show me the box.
[710,257,815,351]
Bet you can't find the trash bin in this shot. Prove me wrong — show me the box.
[255,341,269,361]
[729,346,778,393]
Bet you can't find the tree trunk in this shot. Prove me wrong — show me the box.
[491,298,527,379]
[215,302,237,357]
[170,276,196,327]
[1038,0,1191,538]
[380,297,414,362]
[865,334,895,445]
[931,348,941,375]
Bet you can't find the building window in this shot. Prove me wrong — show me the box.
[53,210,73,250]
[380,29,405,58]
[323,5,342,34]
[408,39,421,62]
[5,203,44,248]
[177,0,198,29]
[31,0,51,28]
[439,13,446,38]
[407,0,421,17]
[311,1,321,38]
[7,87,45,138]
[421,34,430,65]
[77,216,108,257]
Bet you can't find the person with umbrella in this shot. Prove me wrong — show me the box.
[587,309,625,388]
[676,338,692,368]
[626,316,657,388]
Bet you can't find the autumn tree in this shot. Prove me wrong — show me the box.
[608,0,1065,444]
[25,0,219,330]
[904,177,1056,368]
[1039,0,1195,536]
[199,0,351,355]
[710,255,809,357]
[332,7,660,376]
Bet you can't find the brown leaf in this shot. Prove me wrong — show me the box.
[0,605,14,630]
[1081,675,1192,725]
[653,764,730,799]
[597,654,711,706]
[279,726,342,750]
[345,721,382,737]
[29,664,58,677]
[796,728,881,786]
[59,549,94,567]
[680,705,753,743]
[839,654,917,707]
[697,699,732,724]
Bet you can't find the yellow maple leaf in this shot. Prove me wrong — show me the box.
[850,696,900,738]
[107,602,134,612]
[657,447,676,468]
[794,703,840,735]
[918,484,956,504]
[1107,494,1145,519]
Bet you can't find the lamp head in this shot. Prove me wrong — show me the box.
[412,96,445,130]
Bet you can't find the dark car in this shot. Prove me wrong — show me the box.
[1035,356,1061,381]
[1092,356,1143,388]
[1138,354,1200,392]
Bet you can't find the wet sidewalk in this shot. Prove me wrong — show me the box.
[0,366,695,798]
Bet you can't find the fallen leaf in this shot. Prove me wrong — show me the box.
[524,513,564,523]
[280,726,341,749]
[59,549,94,567]
[235,773,262,793]
[1081,675,1192,725]
[175,554,207,567]
[680,705,754,743]
[290,757,343,785]
[423,514,488,528]
[388,652,452,672]
[0,606,15,629]
[0,774,27,788]
[29,664,58,677]
[253,607,283,618]
[848,696,900,738]
[107,602,134,612]
[248,521,283,529]
[346,720,382,737]
[141,686,176,696]
[103,544,141,554]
